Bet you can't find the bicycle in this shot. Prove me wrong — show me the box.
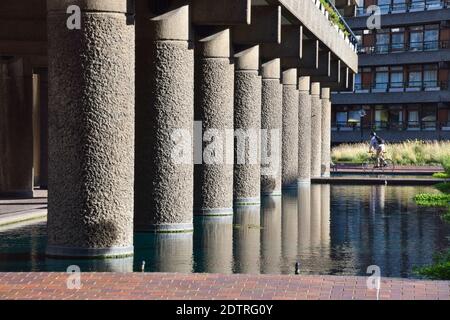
[362,152,395,173]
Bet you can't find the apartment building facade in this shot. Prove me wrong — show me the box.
[332,0,450,143]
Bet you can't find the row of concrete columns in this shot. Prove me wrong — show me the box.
[41,3,332,258]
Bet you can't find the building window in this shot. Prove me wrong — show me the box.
[407,107,420,130]
[410,26,424,51]
[410,0,426,11]
[376,29,390,53]
[375,67,389,91]
[377,0,391,14]
[375,106,389,129]
[391,27,405,52]
[423,64,438,88]
[422,105,437,130]
[424,25,439,50]
[390,66,404,89]
[408,65,422,89]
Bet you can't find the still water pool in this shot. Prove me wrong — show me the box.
[0,185,449,278]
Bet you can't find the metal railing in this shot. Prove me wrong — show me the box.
[354,80,447,92]
[356,0,450,16]
[358,40,449,54]
[332,121,450,131]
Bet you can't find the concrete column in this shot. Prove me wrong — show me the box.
[310,82,322,178]
[321,88,331,177]
[46,0,135,258]
[0,58,34,198]
[233,46,262,206]
[298,76,312,184]
[135,6,194,232]
[281,69,299,189]
[260,59,282,196]
[194,29,234,216]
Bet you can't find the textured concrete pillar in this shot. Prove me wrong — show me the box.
[321,88,331,177]
[135,6,194,232]
[46,0,135,258]
[194,29,234,216]
[261,197,281,274]
[233,206,261,273]
[260,59,282,196]
[233,46,262,206]
[0,59,34,198]
[194,216,233,273]
[281,69,299,189]
[298,76,312,184]
[310,82,322,178]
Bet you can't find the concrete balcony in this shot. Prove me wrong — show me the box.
[351,1,450,29]
[358,41,450,66]
[332,121,450,142]
[332,81,450,104]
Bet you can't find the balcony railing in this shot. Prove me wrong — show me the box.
[354,80,447,92]
[356,0,450,16]
[332,121,450,131]
[358,40,449,54]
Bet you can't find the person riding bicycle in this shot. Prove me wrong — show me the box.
[369,132,387,168]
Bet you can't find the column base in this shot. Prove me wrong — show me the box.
[261,190,282,197]
[45,245,134,259]
[234,197,261,206]
[137,223,194,233]
[194,208,234,217]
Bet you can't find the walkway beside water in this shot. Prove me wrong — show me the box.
[0,190,47,226]
[0,273,448,300]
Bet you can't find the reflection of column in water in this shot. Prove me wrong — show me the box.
[153,233,193,273]
[370,185,386,215]
[320,184,331,248]
[281,190,298,274]
[298,184,311,254]
[194,216,233,274]
[310,184,322,248]
[260,197,281,274]
[233,206,261,274]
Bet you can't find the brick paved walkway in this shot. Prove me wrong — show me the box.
[0,273,449,300]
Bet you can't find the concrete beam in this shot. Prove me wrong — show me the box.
[192,0,251,25]
[233,5,281,45]
[260,25,301,59]
[300,49,330,77]
[274,0,358,73]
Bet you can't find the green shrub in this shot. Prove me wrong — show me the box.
[435,182,450,194]
[432,172,450,179]
[414,193,450,207]
[415,250,450,280]
[442,157,450,175]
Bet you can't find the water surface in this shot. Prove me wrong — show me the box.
[0,185,448,278]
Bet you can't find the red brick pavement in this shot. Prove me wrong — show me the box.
[0,273,449,300]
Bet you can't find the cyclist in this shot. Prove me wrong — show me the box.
[369,132,387,168]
